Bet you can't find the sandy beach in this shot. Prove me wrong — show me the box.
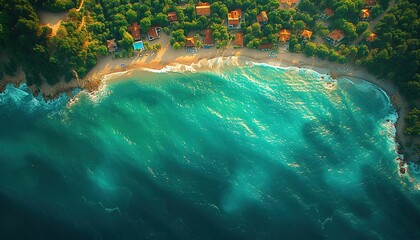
[1,34,417,162]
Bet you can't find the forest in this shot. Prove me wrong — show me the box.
[0,0,418,141]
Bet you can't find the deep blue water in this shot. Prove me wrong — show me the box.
[0,64,419,240]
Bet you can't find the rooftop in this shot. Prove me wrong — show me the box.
[301,30,313,39]
[256,11,268,23]
[258,42,271,50]
[323,8,334,16]
[148,26,160,40]
[234,33,244,47]
[168,12,178,22]
[327,29,345,41]
[278,29,291,42]
[360,9,370,19]
[203,29,213,45]
[196,2,211,16]
[128,22,141,40]
[106,39,117,52]
[185,37,196,47]
[367,32,377,42]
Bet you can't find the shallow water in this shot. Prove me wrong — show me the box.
[0,64,419,239]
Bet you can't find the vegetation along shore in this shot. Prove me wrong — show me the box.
[0,0,418,162]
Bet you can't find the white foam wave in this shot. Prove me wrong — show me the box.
[101,71,130,82]
[141,56,240,74]
[0,83,69,114]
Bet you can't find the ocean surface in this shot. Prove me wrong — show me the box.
[0,62,419,240]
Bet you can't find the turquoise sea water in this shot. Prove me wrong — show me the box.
[0,63,419,239]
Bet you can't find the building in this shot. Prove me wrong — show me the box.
[278,29,291,43]
[320,8,334,20]
[366,32,377,43]
[203,29,213,48]
[128,22,141,40]
[196,2,211,16]
[301,29,313,39]
[364,0,376,7]
[185,37,196,48]
[279,0,299,7]
[258,43,271,51]
[168,12,178,22]
[256,11,268,24]
[228,9,242,29]
[360,9,370,20]
[327,29,345,47]
[234,33,244,48]
[106,39,118,53]
[147,26,161,41]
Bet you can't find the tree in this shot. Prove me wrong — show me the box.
[140,17,152,32]
[356,22,368,35]
[154,13,169,27]
[316,44,329,59]
[304,42,316,56]
[120,31,134,50]
[292,20,305,33]
[125,9,137,23]
[329,50,340,62]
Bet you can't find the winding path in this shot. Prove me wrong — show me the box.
[351,1,396,45]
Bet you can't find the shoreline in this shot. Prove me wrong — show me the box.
[0,39,417,163]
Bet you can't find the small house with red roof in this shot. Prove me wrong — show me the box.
[203,29,213,47]
[147,26,161,41]
[196,2,211,16]
[185,37,196,48]
[168,12,178,22]
[128,22,141,40]
[106,39,118,53]
[364,0,376,7]
[256,11,268,24]
[360,9,370,20]
[258,43,271,51]
[278,29,291,43]
[320,8,334,20]
[234,33,244,48]
[301,30,313,39]
[228,9,242,29]
[327,29,345,47]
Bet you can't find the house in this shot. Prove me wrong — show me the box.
[258,43,271,51]
[196,2,211,16]
[279,0,299,7]
[234,33,244,48]
[366,32,377,43]
[168,12,178,22]
[106,39,118,53]
[301,30,313,39]
[185,37,196,48]
[128,22,141,40]
[278,29,291,42]
[327,29,345,47]
[256,11,268,24]
[228,9,242,29]
[203,29,213,47]
[147,26,161,41]
[320,8,334,20]
[364,0,376,7]
[360,9,370,20]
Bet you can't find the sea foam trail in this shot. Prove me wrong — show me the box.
[140,56,240,74]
